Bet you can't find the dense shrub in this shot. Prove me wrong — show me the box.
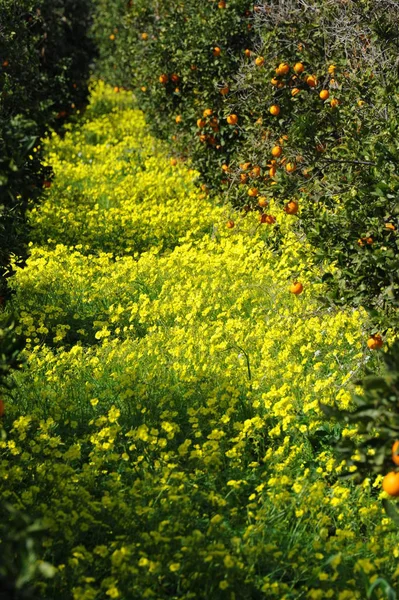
[0,0,95,299]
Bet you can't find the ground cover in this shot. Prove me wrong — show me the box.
[1,82,398,599]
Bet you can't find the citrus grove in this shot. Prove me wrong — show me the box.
[1,0,399,597]
[1,80,399,599]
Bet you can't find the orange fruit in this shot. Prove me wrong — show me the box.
[197,118,206,128]
[220,85,229,95]
[385,222,397,231]
[293,62,304,74]
[218,0,226,6]
[255,56,265,67]
[306,75,317,87]
[392,442,399,466]
[285,162,296,173]
[203,108,213,117]
[290,282,303,295]
[226,114,238,125]
[141,33,148,40]
[284,201,298,215]
[170,158,178,166]
[171,74,180,83]
[213,47,221,57]
[175,115,182,123]
[269,166,277,178]
[226,219,235,229]
[240,162,251,171]
[258,196,268,208]
[264,215,276,224]
[357,100,365,107]
[244,49,251,58]
[276,62,290,75]
[271,146,282,158]
[248,188,258,197]
[319,89,330,100]
[250,166,261,177]
[367,334,383,350]
[328,64,336,74]
[159,74,168,84]
[109,34,116,41]
[240,173,248,183]
[382,472,399,496]
[331,98,340,108]
[199,134,207,143]
[271,77,279,86]
[291,87,301,96]
[0,400,4,417]
[269,105,280,116]
[221,164,230,172]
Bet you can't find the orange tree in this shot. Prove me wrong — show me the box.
[221,0,399,333]
[91,0,255,189]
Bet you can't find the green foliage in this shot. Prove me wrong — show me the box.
[0,0,95,298]
[321,340,399,479]
[91,0,255,189]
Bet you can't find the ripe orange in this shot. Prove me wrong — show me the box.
[244,49,251,58]
[271,77,279,86]
[385,222,397,231]
[276,62,290,75]
[392,441,399,466]
[171,74,180,83]
[286,162,296,173]
[284,201,298,215]
[291,87,301,96]
[258,196,268,207]
[213,47,221,57]
[264,215,276,224]
[159,74,168,84]
[293,62,304,74]
[199,134,207,143]
[141,33,148,40]
[218,0,226,6]
[109,34,116,41]
[382,472,399,496]
[240,162,251,171]
[226,114,238,125]
[170,158,177,166]
[221,164,230,172]
[269,105,280,116]
[328,64,336,74]
[358,100,365,107]
[197,118,206,128]
[269,166,277,178]
[226,219,235,229]
[43,180,52,189]
[250,166,261,177]
[203,108,213,117]
[331,98,340,108]
[240,173,248,183]
[367,334,383,350]
[2,60,9,68]
[175,115,182,123]
[306,75,317,87]
[319,89,330,100]
[220,85,229,95]
[248,188,258,197]
[290,282,303,295]
[271,146,282,158]
[255,56,265,67]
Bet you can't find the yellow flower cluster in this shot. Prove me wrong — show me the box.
[1,82,395,599]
